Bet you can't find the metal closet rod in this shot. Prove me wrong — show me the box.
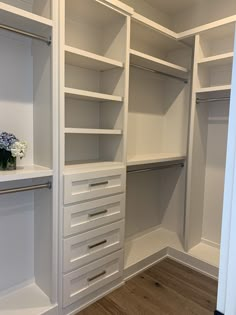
[130,63,188,84]
[0,182,52,195]
[127,162,184,174]
[196,96,230,104]
[0,24,51,45]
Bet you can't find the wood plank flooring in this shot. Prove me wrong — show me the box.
[78,258,218,315]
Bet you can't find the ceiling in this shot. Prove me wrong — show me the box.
[144,0,201,15]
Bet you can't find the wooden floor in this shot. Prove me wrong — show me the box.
[78,258,218,315]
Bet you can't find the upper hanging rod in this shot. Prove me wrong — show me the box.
[0,24,51,45]
[0,182,52,196]
[130,63,188,84]
[127,162,184,174]
[196,96,230,104]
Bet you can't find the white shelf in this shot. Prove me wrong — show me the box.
[0,3,52,37]
[189,242,220,267]
[127,153,186,167]
[196,85,231,94]
[64,161,124,175]
[0,165,53,182]
[65,45,124,71]
[0,283,57,315]
[133,13,177,39]
[65,128,122,135]
[64,87,123,102]
[125,227,183,270]
[198,52,234,67]
[130,49,188,80]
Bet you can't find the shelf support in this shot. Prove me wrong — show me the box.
[0,24,51,45]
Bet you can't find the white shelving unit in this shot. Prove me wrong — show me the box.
[0,0,58,314]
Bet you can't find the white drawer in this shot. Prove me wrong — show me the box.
[63,220,124,272]
[64,194,125,236]
[63,250,123,307]
[64,167,125,204]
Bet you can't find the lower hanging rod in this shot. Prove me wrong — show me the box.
[130,63,188,84]
[127,162,184,174]
[0,24,51,45]
[196,97,230,104]
[0,182,52,195]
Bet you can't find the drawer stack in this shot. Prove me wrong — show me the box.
[63,166,126,308]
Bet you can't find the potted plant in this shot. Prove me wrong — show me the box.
[0,131,27,170]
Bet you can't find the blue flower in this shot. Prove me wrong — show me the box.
[0,131,18,151]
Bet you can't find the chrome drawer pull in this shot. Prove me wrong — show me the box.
[88,270,106,282]
[90,181,108,187]
[88,209,108,217]
[88,239,107,249]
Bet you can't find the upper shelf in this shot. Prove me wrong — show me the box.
[65,87,123,102]
[0,3,53,37]
[0,165,53,182]
[65,45,124,71]
[130,49,189,81]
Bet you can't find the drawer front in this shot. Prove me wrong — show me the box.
[64,220,124,272]
[64,167,125,204]
[64,194,125,236]
[63,250,123,307]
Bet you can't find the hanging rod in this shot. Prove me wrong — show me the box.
[130,63,188,84]
[196,96,230,104]
[0,24,51,45]
[0,182,52,195]
[127,162,184,174]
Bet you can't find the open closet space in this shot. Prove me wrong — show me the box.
[0,0,58,314]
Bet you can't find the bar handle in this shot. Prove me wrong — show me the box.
[88,270,106,282]
[88,209,108,218]
[88,240,107,249]
[90,181,108,187]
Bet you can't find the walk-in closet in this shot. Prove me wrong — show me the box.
[0,0,236,314]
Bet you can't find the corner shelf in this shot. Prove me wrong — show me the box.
[65,128,122,135]
[130,49,188,80]
[0,165,53,182]
[64,87,123,102]
[0,3,53,37]
[65,45,124,71]
[198,52,234,67]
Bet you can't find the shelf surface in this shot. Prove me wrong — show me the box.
[65,128,122,135]
[0,165,53,182]
[125,228,183,269]
[64,161,124,175]
[198,52,234,67]
[65,87,123,102]
[65,45,124,71]
[189,242,220,267]
[0,3,52,37]
[127,153,186,167]
[130,49,188,80]
[0,283,57,315]
[196,85,231,94]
